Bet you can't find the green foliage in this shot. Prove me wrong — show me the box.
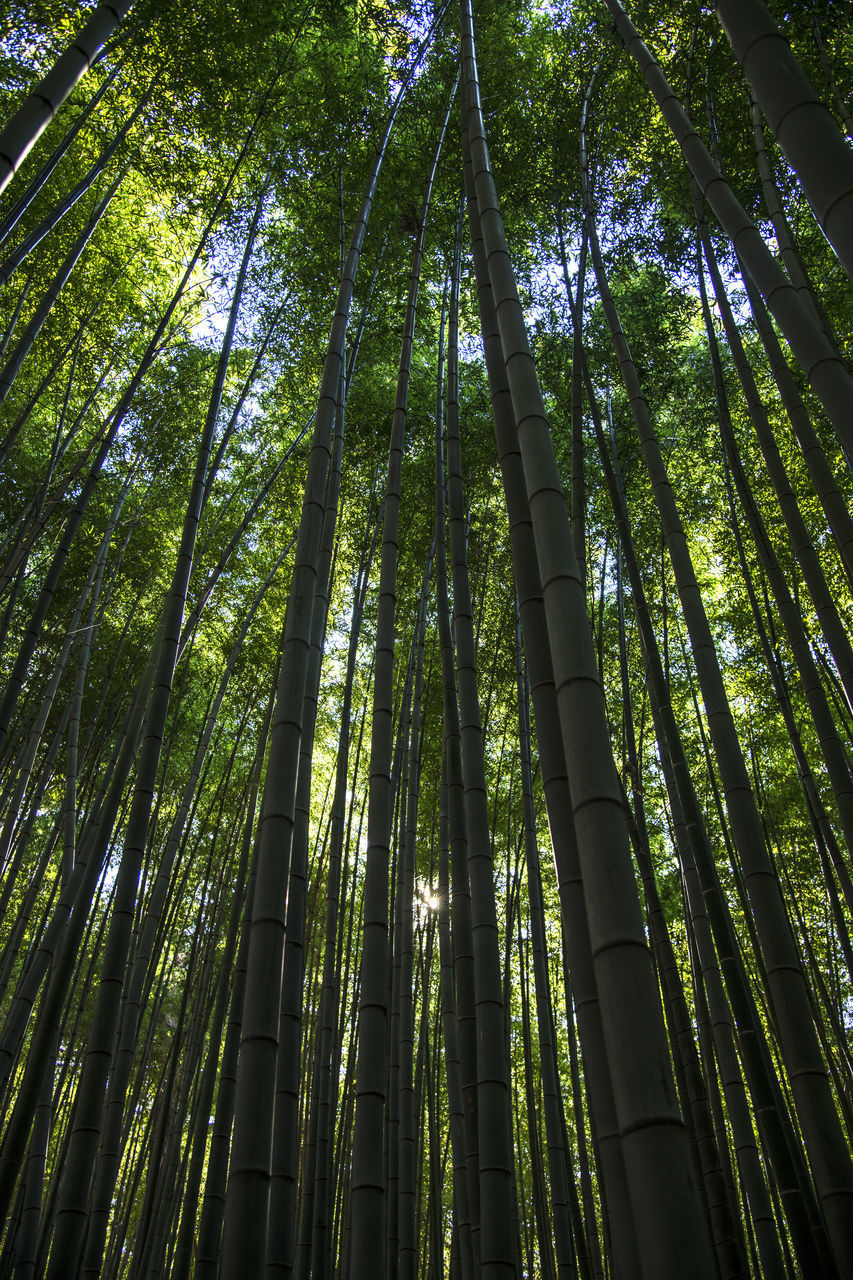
[1,0,853,1272]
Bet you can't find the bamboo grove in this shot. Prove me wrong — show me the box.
[0,0,852,1273]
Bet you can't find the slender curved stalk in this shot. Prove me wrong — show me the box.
[603,0,853,464]
[219,25,443,1274]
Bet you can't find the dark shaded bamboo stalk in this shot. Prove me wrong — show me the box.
[583,70,853,1266]
[714,0,853,283]
[462,5,715,1272]
[603,0,853,465]
[348,80,453,1275]
[0,0,134,193]
[221,26,444,1275]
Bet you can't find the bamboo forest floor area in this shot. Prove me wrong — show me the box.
[0,0,852,1275]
